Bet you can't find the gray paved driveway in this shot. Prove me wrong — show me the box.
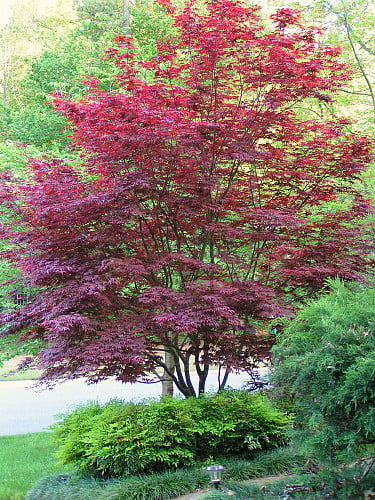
[0,372,250,435]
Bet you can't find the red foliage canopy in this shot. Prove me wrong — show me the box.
[0,0,373,396]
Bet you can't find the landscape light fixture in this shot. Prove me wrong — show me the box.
[206,465,225,489]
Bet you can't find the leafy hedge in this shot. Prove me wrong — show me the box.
[52,390,292,477]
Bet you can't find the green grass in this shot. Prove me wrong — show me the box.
[0,356,41,381]
[0,432,72,500]
[0,369,41,382]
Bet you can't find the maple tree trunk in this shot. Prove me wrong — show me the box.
[218,366,230,391]
[161,348,175,396]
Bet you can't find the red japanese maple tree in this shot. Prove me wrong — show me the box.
[0,0,373,397]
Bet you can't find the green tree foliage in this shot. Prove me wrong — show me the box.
[5,0,175,149]
[0,141,75,340]
[74,0,128,33]
[6,107,69,149]
[5,6,115,148]
[270,280,375,461]
[0,0,76,141]
[52,391,291,477]
[289,0,375,142]
[288,1,375,204]
[0,143,44,362]
[316,0,375,129]
[0,142,36,313]
[130,0,177,59]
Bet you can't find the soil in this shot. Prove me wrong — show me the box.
[173,488,211,500]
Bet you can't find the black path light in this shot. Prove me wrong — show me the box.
[206,465,225,489]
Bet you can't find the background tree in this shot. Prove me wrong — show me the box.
[0,17,33,139]
[4,0,174,150]
[0,0,76,143]
[291,0,375,131]
[0,0,373,397]
[296,0,375,203]
[74,0,130,34]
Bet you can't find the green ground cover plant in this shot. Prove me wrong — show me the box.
[52,390,292,477]
[202,462,375,499]
[0,432,71,500]
[25,447,308,500]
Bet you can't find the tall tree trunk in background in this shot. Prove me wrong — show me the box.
[2,71,8,140]
[123,0,130,32]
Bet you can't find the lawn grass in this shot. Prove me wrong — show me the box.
[0,432,72,500]
[0,369,41,382]
[0,356,41,382]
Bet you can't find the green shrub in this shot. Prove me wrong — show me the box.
[191,390,290,457]
[270,280,375,462]
[52,390,292,477]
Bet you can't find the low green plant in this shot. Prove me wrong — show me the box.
[301,463,375,499]
[201,492,229,499]
[25,469,208,500]
[202,463,375,499]
[221,447,307,479]
[25,446,307,500]
[202,480,291,499]
[52,390,292,477]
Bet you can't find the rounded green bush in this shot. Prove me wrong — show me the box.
[52,390,292,477]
